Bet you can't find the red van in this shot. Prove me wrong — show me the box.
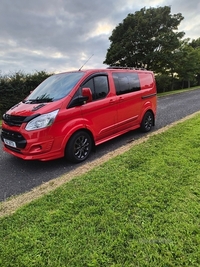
[1,67,157,163]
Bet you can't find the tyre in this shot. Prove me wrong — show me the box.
[65,131,92,163]
[140,111,154,132]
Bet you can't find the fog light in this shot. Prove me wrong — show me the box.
[30,145,42,153]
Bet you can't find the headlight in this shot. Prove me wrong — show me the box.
[25,109,59,131]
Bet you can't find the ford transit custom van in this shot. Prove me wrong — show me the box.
[1,67,157,163]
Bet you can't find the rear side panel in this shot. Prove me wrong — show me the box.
[139,72,157,121]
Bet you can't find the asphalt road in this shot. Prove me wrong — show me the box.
[1,88,200,201]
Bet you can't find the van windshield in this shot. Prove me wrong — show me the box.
[25,72,84,103]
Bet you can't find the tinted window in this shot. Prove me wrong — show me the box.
[82,75,109,100]
[112,72,140,95]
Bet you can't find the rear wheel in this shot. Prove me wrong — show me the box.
[140,111,154,132]
[65,131,92,163]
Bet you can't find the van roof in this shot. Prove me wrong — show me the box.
[79,67,154,74]
[81,66,147,71]
[58,67,154,76]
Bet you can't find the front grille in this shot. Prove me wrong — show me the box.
[3,114,26,126]
[1,129,27,149]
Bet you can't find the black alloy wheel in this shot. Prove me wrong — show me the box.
[140,111,154,132]
[65,131,92,163]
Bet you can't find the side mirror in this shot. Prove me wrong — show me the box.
[82,87,92,103]
[67,87,92,108]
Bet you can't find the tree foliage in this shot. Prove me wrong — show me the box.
[175,41,200,88]
[104,6,184,71]
[189,37,200,49]
[188,38,200,86]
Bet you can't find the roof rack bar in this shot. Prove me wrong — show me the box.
[107,66,146,70]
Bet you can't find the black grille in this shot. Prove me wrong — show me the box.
[3,114,26,126]
[5,145,22,154]
[1,129,27,149]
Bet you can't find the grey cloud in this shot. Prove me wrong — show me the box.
[0,0,199,74]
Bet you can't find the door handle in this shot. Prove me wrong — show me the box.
[109,99,115,103]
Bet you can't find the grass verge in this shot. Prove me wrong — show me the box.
[158,86,200,97]
[1,115,200,266]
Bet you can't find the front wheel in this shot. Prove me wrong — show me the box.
[65,131,92,163]
[140,111,154,132]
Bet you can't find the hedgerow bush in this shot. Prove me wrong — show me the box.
[0,71,52,117]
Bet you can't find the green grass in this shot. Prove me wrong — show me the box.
[158,86,200,97]
[1,116,200,266]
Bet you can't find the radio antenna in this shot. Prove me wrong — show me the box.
[79,54,94,71]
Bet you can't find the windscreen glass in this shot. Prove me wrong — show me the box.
[25,72,84,103]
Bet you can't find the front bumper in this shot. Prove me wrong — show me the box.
[1,128,61,161]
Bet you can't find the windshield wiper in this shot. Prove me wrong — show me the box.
[23,98,53,104]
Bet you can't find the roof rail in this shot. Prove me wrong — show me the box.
[107,66,146,70]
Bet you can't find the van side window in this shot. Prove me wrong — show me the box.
[112,72,140,95]
[82,75,109,100]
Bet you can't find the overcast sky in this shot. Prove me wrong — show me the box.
[0,0,199,75]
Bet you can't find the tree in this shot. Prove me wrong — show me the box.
[104,6,185,72]
[188,38,200,86]
[174,41,200,88]
[189,37,200,49]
